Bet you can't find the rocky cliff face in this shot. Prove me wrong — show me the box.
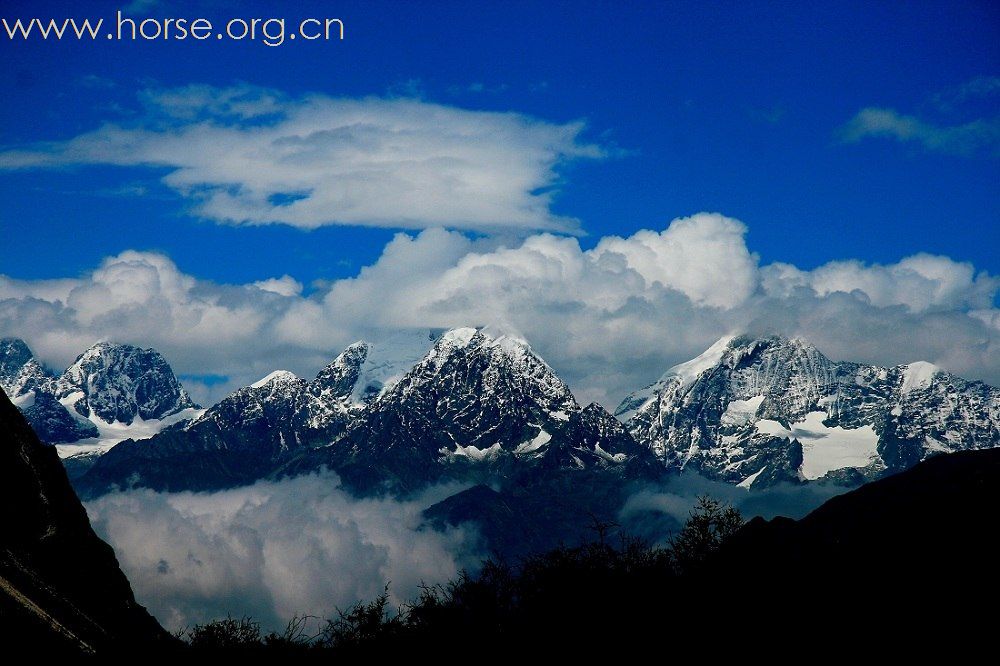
[0,389,168,653]
[19,391,100,443]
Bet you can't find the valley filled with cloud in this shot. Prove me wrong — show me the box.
[85,473,478,631]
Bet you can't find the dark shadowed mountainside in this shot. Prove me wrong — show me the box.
[712,447,1000,597]
[0,391,169,654]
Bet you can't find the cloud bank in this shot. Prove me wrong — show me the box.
[2,212,997,407]
[0,84,603,233]
[85,473,479,631]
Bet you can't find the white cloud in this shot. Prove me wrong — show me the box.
[252,275,303,297]
[592,213,758,308]
[85,473,479,631]
[0,84,604,233]
[1,213,998,408]
[0,251,303,403]
[761,253,999,313]
[931,76,1000,112]
[839,107,1000,155]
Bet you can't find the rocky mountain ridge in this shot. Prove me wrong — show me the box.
[617,334,1000,488]
[5,331,998,497]
[78,328,656,496]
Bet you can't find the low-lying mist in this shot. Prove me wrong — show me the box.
[85,472,482,632]
[619,472,851,542]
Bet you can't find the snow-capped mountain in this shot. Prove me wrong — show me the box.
[0,339,202,468]
[305,330,445,426]
[77,330,443,494]
[2,338,98,442]
[80,328,656,496]
[77,369,312,495]
[297,327,654,493]
[10,331,1000,498]
[617,334,1000,488]
[53,342,196,424]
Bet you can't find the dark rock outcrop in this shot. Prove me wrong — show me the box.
[21,391,100,444]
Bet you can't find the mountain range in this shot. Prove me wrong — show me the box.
[2,331,997,505]
[0,338,202,477]
[618,334,999,487]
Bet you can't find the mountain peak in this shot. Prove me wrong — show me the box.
[620,331,999,488]
[318,330,445,408]
[1,337,53,398]
[440,326,479,347]
[899,361,941,394]
[250,369,300,388]
[73,340,136,361]
[432,327,535,364]
[662,334,736,387]
[56,341,197,425]
[0,337,33,366]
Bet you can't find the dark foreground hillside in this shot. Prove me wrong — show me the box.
[715,447,1000,594]
[0,392,169,654]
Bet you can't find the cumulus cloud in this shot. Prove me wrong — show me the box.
[85,472,479,631]
[761,253,999,313]
[252,275,304,297]
[0,250,301,403]
[592,214,758,308]
[0,84,604,233]
[1,213,998,407]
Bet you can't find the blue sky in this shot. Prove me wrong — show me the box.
[2,0,997,284]
[1,0,999,405]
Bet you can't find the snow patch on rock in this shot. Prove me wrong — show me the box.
[55,406,206,459]
[721,395,765,427]
[515,429,551,455]
[251,370,299,389]
[755,411,880,480]
[900,361,940,395]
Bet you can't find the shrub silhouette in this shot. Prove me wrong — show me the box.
[316,586,405,650]
[669,495,744,574]
[185,616,261,649]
